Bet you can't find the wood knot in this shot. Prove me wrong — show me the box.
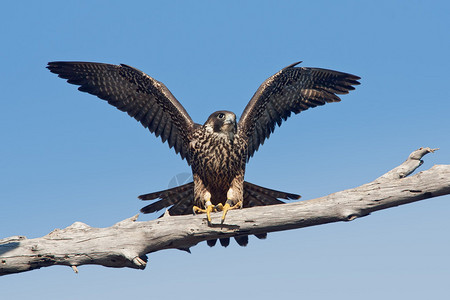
[346,214,359,221]
[340,209,361,221]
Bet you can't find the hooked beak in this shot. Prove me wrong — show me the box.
[222,115,237,134]
[224,115,236,125]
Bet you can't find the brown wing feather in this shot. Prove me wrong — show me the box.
[47,61,196,163]
[238,62,360,160]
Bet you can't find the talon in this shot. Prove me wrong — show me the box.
[221,203,231,224]
[206,203,214,223]
[193,204,214,224]
[193,205,206,215]
[233,201,243,210]
[221,200,243,224]
[215,203,224,211]
[193,194,216,224]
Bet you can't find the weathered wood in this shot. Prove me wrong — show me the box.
[1,147,448,276]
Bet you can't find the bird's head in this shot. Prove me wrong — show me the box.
[204,111,237,137]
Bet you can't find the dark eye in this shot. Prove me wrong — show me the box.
[218,113,225,119]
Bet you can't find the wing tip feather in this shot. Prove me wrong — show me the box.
[283,61,303,70]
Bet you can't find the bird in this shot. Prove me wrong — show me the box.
[47,61,360,247]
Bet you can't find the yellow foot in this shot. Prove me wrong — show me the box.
[193,205,206,214]
[220,200,242,224]
[193,201,215,224]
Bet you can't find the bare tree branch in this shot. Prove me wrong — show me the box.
[1,147,448,276]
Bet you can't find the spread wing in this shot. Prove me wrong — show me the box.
[47,62,196,163]
[238,62,360,161]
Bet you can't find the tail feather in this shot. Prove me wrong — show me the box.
[244,191,284,207]
[234,236,249,246]
[166,195,194,216]
[219,238,230,247]
[243,181,301,204]
[254,233,267,239]
[138,181,300,247]
[207,239,217,247]
[139,182,194,214]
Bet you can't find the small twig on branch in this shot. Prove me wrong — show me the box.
[1,147,449,276]
[375,147,439,181]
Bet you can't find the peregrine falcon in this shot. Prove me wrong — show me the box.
[47,61,360,247]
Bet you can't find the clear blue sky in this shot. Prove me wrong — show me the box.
[1,1,449,299]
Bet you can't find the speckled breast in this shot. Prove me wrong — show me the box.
[189,130,247,191]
